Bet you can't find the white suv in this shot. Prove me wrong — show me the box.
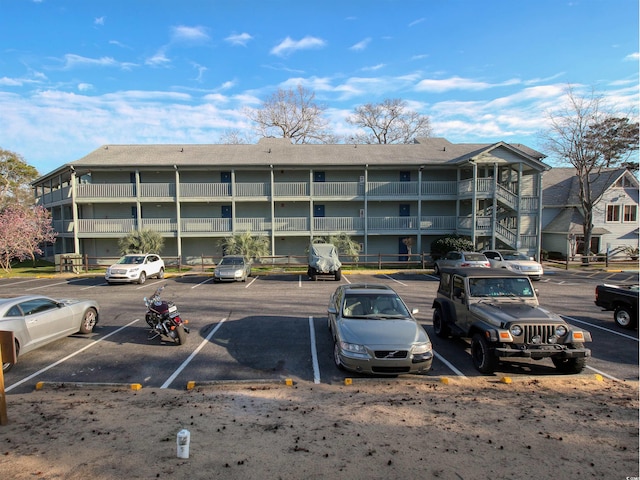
[482,250,543,281]
[105,254,165,284]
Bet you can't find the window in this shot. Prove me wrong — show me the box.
[606,205,621,222]
[624,205,637,222]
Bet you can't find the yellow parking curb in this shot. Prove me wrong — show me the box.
[35,381,142,391]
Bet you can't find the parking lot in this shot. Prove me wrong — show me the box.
[3,266,638,394]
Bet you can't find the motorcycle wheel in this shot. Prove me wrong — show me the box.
[175,325,187,345]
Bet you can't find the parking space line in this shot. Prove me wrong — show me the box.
[309,316,321,384]
[383,274,408,286]
[434,351,467,378]
[5,319,140,393]
[25,278,85,290]
[0,278,45,287]
[561,315,639,342]
[245,276,258,288]
[191,277,213,288]
[586,365,621,381]
[160,316,229,389]
[135,280,165,290]
[81,282,108,290]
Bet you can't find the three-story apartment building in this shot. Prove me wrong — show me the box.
[32,137,548,263]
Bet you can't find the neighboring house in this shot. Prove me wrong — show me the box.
[32,137,549,264]
[542,167,639,258]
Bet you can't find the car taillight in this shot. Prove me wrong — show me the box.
[461,263,469,267]
[484,262,490,267]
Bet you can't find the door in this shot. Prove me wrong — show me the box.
[314,204,325,217]
[21,298,72,349]
[314,171,325,182]
[398,237,408,261]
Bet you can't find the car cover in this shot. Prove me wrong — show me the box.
[308,244,342,273]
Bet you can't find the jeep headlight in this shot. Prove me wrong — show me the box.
[555,325,568,337]
[510,325,523,336]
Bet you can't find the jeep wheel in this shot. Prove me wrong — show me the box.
[432,307,450,339]
[433,263,440,276]
[614,306,636,329]
[552,344,587,374]
[471,333,497,374]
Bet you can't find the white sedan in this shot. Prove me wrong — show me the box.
[0,295,99,372]
[482,250,544,280]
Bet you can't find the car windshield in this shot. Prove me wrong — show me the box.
[220,257,243,266]
[500,251,530,261]
[468,277,534,298]
[117,256,144,265]
[342,293,410,318]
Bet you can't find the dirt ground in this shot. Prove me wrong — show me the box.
[1,376,638,480]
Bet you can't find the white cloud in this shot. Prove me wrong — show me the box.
[361,64,385,72]
[349,38,371,51]
[61,54,136,70]
[171,25,210,44]
[416,76,521,93]
[624,52,639,61]
[145,50,171,67]
[94,16,105,26]
[270,36,326,56]
[77,83,93,92]
[225,33,253,47]
[409,18,425,27]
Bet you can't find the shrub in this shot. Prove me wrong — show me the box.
[430,235,474,260]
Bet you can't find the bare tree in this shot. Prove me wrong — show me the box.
[245,85,335,143]
[346,98,432,144]
[0,148,40,208]
[218,128,252,144]
[542,86,639,263]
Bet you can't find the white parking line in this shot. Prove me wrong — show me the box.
[245,276,258,288]
[136,280,165,290]
[191,277,213,288]
[25,278,85,290]
[309,316,321,384]
[160,316,228,389]
[586,365,621,381]
[0,278,45,287]
[562,315,639,342]
[434,351,468,378]
[383,274,408,286]
[5,319,140,392]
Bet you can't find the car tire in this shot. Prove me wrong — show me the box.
[614,306,636,329]
[79,308,98,334]
[432,307,450,338]
[157,268,164,279]
[471,333,496,374]
[138,272,146,284]
[333,341,345,370]
[433,264,440,275]
[551,344,587,374]
[334,268,342,281]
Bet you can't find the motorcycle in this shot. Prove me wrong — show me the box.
[144,286,189,345]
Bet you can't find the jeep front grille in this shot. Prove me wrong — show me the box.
[523,324,556,344]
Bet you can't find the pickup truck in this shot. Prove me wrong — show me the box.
[594,284,639,329]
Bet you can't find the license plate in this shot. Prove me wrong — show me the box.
[168,305,177,313]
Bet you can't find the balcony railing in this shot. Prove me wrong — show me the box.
[73,215,460,235]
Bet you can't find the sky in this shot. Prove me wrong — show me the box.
[1,0,638,175]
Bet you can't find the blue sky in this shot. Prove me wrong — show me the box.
[1,0,638,175]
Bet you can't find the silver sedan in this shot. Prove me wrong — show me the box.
[327,284,433,375]
[0,295,99,372]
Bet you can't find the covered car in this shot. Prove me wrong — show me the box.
[308,243,342,281]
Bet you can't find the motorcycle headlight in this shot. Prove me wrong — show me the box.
[510,325,523,336]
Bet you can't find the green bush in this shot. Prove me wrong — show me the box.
[430,235,474,260]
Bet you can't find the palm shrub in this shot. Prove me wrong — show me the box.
[430,235,474,260]
[118,229,164,255]
[219,231,270,260]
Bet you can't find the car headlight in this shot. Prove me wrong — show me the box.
[235,269,243,277]
[340,341,367,355]
[510,325,523,336]
[411,342,432,355]
[555,325,568,336]
[129,267,139,273]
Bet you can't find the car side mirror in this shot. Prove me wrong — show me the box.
[534,289,539,297]
[327,305,337,315]
[411,308,419,315]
